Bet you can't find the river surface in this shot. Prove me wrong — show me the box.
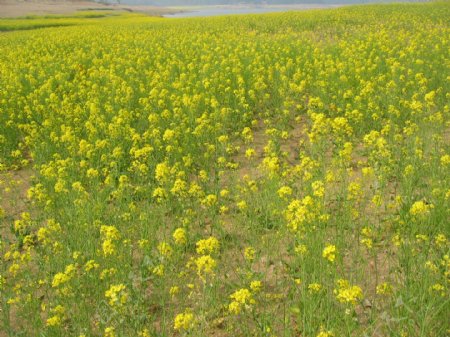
[163,4,342,18]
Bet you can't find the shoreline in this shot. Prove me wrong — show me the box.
[163,3,345,18]
[0,0,179,18]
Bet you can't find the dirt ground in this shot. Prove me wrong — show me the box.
[0,0,177,18]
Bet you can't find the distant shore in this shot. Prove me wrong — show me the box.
[164,3,344,18]
[0,0,179,18]
[167,3,343,10]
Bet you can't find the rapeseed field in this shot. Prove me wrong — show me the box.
[0,3,449,336]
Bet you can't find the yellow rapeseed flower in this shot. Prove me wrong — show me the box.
[174,310,194,331]
[196,237,220,255]
[322,244,337,262]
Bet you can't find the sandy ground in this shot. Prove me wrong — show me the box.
[0,0,177,18]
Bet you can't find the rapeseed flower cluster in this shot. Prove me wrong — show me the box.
[334,279,363,306]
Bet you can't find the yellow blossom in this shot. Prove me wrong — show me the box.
[317,328,334,337]
[174,310,194,331]
[250,280,262,292]
[229,288,254,314]
[104,327,115,337]
[277,186,293,199]
[105,284,128,307]
[195,255,216,277]
[157,241,173,257]
[322,244,337,262]
[376,282,393,295]
[172,228,187,245]
[244,246,255,261]
[308,283,322,293]
[410,200,433,216]
[196,237,220,255]
[334,279,363,305]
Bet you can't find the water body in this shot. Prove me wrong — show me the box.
[163,4,342,18]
